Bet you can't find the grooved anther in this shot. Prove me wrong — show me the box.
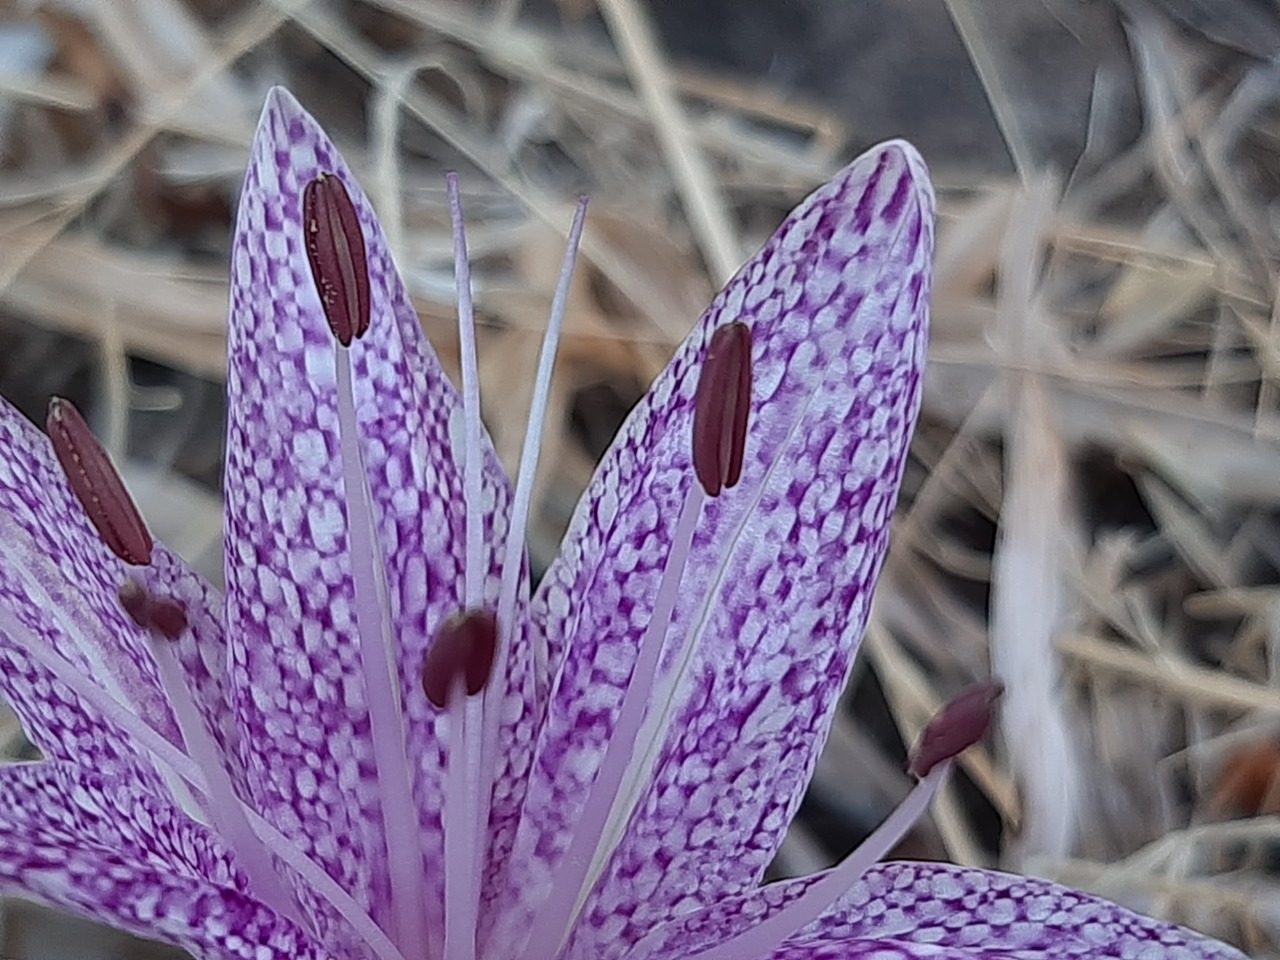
[693,321,752,497]
[119,579,188,641]
[303,172,371,346]
[421,609,499,709]
[909,679,1004,778]
[46,398,153,566]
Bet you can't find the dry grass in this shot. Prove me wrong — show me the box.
[1,0,1279,956]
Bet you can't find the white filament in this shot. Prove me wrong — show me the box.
[445,173,483,960]
[0,605,408,960]
[522,484,705,960]
[146,632,301,926]
[335,349,429,955]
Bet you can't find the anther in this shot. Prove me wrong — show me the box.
[303,172,371,346]
[46,398,153,566]
[908,679,1004,778]
[119,579,188,641]
[692,321,752,497]
[421,609,499,709]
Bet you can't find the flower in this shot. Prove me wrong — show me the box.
[0,86,1243,960]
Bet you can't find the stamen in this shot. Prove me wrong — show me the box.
[421,609,499,709]
[637,681,1005,960]
[0,603,407,960]
[334,346,429,954]
[311,175,424,950]
[908,678,1005,777]
[523,483,705,960]
[122,578,300,924]
[118,580,188,640]
[692,322,752,497]
[524,321,753,956]
[46,398,152,566]
[445,173,484,960]
[303,173,371,346]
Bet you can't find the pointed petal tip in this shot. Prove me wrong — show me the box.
[259,85,305,127]
[837,137,935,229]
[874,137,926,168]
[250,86,326,164]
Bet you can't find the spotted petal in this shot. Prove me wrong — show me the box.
[0,397,235,789]
[508,142,932,952]
[224,88,534,934]
[625,862,1247,960]
[0,760,334,960]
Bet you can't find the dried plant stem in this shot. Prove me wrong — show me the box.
[596,0,741,285]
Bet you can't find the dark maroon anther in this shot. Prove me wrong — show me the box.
[118,579,150,626]
[46,398,153,566]
[908,679,1005,778]
[692,321,752,497]
[303,172,371,346]
[119,580,189,641]
[421,609,499,709]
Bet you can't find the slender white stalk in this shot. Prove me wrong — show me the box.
[448,173,485,609]
[445,173,484,960]
[335,349,429,954]
[523,484,705,960]
[476,200,590,933]
[0,606,408,960]
[443,684,486,960]
[148,635,300,925]
[493,196,589,705]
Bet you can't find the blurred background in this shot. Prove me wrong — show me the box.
[1,0,1280,956]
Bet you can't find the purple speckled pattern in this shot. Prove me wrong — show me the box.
[0,761,235,881]
[225,88,534,938]
[630,862,1245,960]
[0,397,233,786]
[511,144,932,954]
[0,762,331,960]
[0,84,1250,960]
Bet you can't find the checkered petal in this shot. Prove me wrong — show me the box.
[511,141,933,954]
[224,87,534,932]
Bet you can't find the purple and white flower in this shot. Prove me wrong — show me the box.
[0,87,1243,960]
